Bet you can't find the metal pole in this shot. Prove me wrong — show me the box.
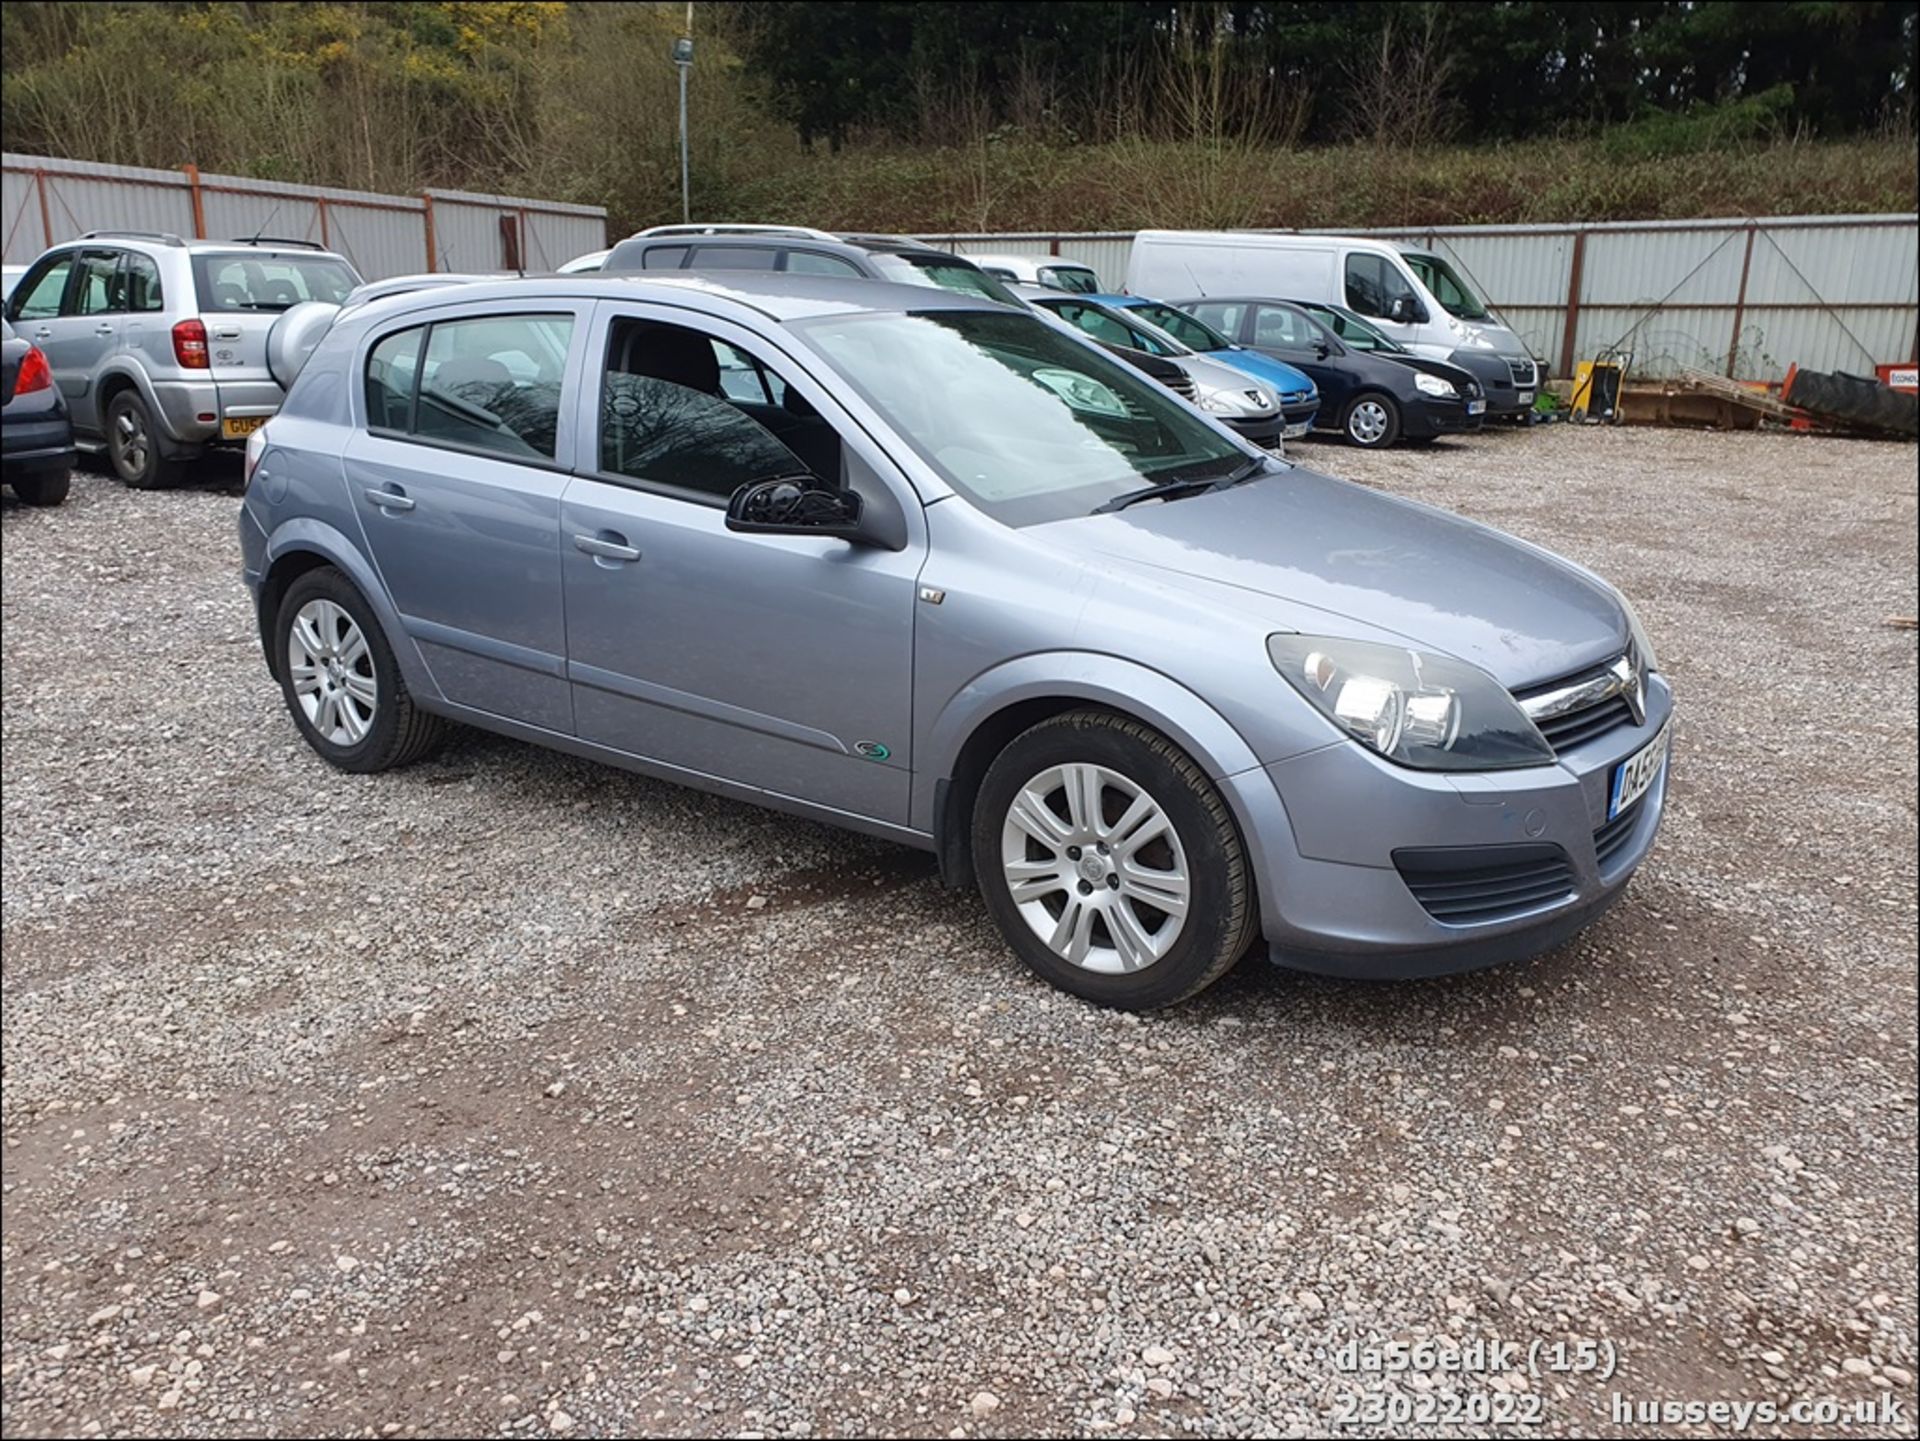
[678,61,690,224]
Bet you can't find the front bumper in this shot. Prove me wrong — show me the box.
[1402,396,1486,439]
[1222,413,1286,449]
[1225,674,1673,978]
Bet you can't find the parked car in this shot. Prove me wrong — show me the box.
[964,252,1104,294]
[602,225,1025,307]
[1176,296,1486,447]
[1017,287,1305,448]
[1076,293,1324,436]
[1128,230,1546,418]
[238,272,1671,1010]
[1,265,27,303]
[2,231,361,488]
[556,250,609,273]
[1,318,74,506]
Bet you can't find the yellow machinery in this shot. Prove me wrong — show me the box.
[1569,348,1630,423]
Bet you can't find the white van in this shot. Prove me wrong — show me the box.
[1128,230,1543,418]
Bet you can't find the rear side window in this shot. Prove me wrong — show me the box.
[365,313,573,460]
[785,250,862,278]
[1252,306,1316,348]
[193,252,356,312]
[70,251,120,317]
[1189,302,1246,339]
[640,245,689,271]
[124,253,163,312]
[10,256,74,320]
[687,245,777,272]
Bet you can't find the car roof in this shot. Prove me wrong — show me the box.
[347,270,1014,326]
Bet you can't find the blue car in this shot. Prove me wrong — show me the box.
[1091,294,1320,438]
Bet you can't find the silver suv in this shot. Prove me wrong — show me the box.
[2,231,360,487]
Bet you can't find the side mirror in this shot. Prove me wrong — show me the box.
[725,477,865,541]
[1314,341,1331,359]
[1388,297,1415,323]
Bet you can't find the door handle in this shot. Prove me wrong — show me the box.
[93,324,115,337]
[363,485,415,513]
[212,328,241,340]
[32,328,51,340]
[573,532,641,563]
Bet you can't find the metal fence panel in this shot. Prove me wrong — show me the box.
[3,154,605,283]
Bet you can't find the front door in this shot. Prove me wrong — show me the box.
[559,305,921,825]
[1342,250,1426,353]
[1247,303,1351,413]
[344,305,585,732]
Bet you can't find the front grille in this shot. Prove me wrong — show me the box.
[1535,694,1635,751]
[1395,844,1575,926]
[1165,374,1196,400]
[1507,357,1536,386]
[1281,389,1313,405]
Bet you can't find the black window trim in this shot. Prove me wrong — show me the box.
[360,310,576,473]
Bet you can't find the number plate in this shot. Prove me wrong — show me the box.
[222,415,267,440]
[1282,420,1312,439]
[1608,720,1669,821]
[1467,399,1487,415]
[1517,389,1535,406]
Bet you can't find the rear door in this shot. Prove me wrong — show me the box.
[343,303,586,733]
[191,248,360,435]
[34,248,124,432]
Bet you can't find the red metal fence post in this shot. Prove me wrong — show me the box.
[1726,224,1758,378]
[181,164,207,238]
[1557,231,1587,378]
[422,194,437,272]
[34,169,54,250]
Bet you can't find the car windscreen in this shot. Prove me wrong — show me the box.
[1402,253,1490,321]
[876,254,1025,308]
[193,253,358,312]
[1129,302,1233,352]
[795,308,1246,528]
[1305,303,1404,353]
[1040,265,1101,294]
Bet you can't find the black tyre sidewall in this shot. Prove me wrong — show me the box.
[972,713,1254,1010]
[1344,392,1401,448]
[276,568,415,774]
[8,470,70,505]
[106,392,167,488]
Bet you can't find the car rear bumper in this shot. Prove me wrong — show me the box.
[152,377,283,446]
[1223,674,1673,978]
[2,411,75,473]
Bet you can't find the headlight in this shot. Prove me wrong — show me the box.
[1196,387,1252,416]
[1621,595,1660,673]
[1269,635,1556,771]
[1414,372,1456,397]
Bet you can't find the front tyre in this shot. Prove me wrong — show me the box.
[1342,392,1401,448]
[973,710,1257,1009]
[276,567,447,773]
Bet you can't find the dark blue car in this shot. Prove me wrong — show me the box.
[2,319,74,505]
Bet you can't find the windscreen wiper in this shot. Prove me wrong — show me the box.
[1090,457,1267,515]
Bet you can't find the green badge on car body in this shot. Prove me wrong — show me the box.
[855,740,891,761]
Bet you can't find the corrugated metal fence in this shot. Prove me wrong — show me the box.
[3,153,606,282]
[924,216,1920,383]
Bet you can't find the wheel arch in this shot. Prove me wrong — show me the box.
[255,519,438,702]
[918,654,1264,892]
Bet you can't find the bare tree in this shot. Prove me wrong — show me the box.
[1343,6,1458,151]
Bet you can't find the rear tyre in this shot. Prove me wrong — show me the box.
[1342,392,1401,448]
[8,470,70,506]
[276,567,447,773]
[105,391,183,489]
[972,710,1257,1010]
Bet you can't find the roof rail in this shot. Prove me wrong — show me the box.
[631,223,840,242]
[226,236,327,251]
[80,229,185,246]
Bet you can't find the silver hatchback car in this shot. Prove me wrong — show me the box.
[4,231,359,487]
[238,274,1672,1009]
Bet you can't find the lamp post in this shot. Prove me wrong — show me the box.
[672,33,694,224]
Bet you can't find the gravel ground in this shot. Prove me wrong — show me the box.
[3,424,1916,1440]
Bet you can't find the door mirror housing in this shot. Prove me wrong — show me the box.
[1388,296,1425,325]
[725,477,866,541]
[1315,340,1332,359]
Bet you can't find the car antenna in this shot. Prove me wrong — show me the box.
[1184,262,1209,299]
[246,203,283,246]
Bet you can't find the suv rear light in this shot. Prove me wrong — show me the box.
[14,345,52,394]
[172,318,210,369]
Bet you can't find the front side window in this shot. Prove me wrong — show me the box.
[1343,253,1417,321]
[70,251,121,317]
[1403,253,1490,320]
[1129,302,1232,352]
[1040,265,1101,294]
[193,252,357,312]
[1252,305,1316,349]
[1305,303,1397,353]
[364,313,572,459]
[10,255,74,321]
[797,308,1246,528]
[600,318,833,501]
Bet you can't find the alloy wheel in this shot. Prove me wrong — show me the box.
[113,406,150,478]
[286,598,377,746]
[999,762,1191,974]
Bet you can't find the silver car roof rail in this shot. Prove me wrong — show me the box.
[630,223,840,241]
[79,229,186,246]
[225,236,328,251]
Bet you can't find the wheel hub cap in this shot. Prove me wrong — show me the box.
[999,762,1191,976]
